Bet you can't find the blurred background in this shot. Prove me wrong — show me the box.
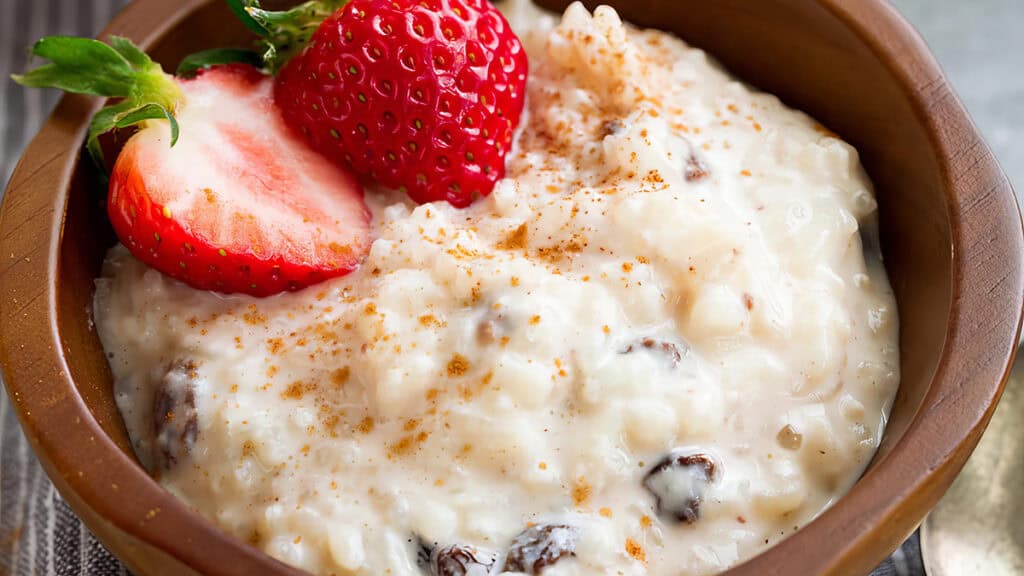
[2,0,1020,195]
[0,0,1021,575]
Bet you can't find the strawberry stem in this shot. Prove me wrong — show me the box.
[226,0,348,72]
[12,36,183,168]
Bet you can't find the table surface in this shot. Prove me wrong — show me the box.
[0,1,1019,575]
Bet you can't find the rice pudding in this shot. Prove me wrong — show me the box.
[94,2,900,574]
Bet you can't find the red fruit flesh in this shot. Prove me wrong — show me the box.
[108,64,371,297]
[273,0,528,208]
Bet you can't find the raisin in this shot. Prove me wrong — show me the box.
[416,539,495,576]
[434,545,495,576]
[415,536,435,571]
[643,452,718,523]
[599,118,624,138]
[502,524,578,574]
[621,338,685,366]
[684,154,709,182]
[152,359,200,470]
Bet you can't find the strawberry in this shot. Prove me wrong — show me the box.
[235,0,529,208]
[14,37,371,296]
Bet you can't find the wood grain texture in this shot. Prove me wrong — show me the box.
[0,0,1021,575]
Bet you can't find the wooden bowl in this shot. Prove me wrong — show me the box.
[1,0,1021,574]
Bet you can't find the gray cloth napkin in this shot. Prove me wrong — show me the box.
[0,0,925,574]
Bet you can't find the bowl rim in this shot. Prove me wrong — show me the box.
[1,0,1021,574]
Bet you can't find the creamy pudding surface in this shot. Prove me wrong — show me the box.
[94,2,900,575]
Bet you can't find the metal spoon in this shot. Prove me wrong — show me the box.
[920,354,1024,574]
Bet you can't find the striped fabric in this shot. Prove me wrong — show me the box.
[1,2,131,573]
[0,1,923,574]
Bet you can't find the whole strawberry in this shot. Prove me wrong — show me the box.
[238,0,528,208]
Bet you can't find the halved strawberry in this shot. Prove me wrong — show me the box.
[15,38,370,296]
[109,64,371,296]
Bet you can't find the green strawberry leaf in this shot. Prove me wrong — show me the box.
[108,35,156,70]
[176,48,263,78]
[85,104,125,167]
[226,0,270,36]
[12,36,138,96]
[225,0,348,72]
[86,101,181,168]
[13,35,184,171]
[115,103,180,145]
